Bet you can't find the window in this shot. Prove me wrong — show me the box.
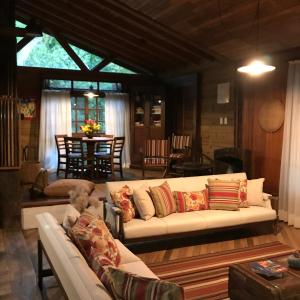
[17,33,80,70]
[71,96,105,133]
[15,20,26,43]
[101,62,136,74]
[48,79,72,89]
[69,44,103,70]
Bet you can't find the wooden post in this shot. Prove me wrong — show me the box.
[0,0,21,229]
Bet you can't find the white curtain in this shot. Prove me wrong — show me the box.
[39,90,72,170]
[105,93,131,168]
[279,60,300,228]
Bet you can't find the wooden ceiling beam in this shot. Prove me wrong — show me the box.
[16,35,34,52]
[16,1,185,69]
[65,1,205,64]
[91,58,111,72]
[15,6,163,73]
[55,35,88,71]
[89,0,216,61]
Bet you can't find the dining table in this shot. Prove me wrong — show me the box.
[81,136,114,179]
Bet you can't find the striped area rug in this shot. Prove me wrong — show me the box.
[147,242,294,300]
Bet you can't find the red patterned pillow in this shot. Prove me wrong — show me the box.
[149,181,176,217]
[207,179,240,211]
[174,189,209,212]
[71,211,120,269]
[239,179,249,208]
[101,267,184,300]
[111,185,135,222]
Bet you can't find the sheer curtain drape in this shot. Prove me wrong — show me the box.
[279,60,300,228]
[105,93,131,167]
[39,90,72,170]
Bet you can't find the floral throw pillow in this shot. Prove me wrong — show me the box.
[239,179,249,208]
[70,211,121,271]
[101,267,184,300]
[173,189,209,212]
[111,185,135,222]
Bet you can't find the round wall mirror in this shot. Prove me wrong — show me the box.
[258,100,285,133]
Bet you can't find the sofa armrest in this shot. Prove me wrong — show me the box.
[269,196,279,214]
[104,200,125,241]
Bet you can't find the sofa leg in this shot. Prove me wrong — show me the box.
[37,240,53,291]
[38,239,44,290]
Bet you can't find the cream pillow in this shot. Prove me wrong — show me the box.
[62,205,81,232]
[44,179,95,197]
[133,185,155,220]
[247,178,265,206]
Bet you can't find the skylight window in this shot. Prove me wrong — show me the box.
[17,33,80,70]
[15,20,27,28]
[69,44,103,70]
[100,62,136,74]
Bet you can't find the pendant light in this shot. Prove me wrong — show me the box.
[237,0,275,76]
[84,85,99,98]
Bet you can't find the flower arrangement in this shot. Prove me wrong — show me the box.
[80,119,100,137]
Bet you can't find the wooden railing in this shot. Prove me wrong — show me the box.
[0,96,20,169]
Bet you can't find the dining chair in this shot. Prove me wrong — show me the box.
[94,137,114,177]
[64,136,85,178]
[142,139,170,178]
[111,136,125,178]
[55,134,67,176]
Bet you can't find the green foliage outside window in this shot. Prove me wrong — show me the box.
[17,33,80,70]
[69,44,103,70]
[101,62,136,74]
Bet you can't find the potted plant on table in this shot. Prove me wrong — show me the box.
[80,119,100,138]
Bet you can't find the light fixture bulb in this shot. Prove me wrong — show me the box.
[83,85,99,98]
[237,60,275,76]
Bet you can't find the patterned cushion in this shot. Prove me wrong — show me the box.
[239,179,249,208]
[111,185,135,222]
[173,190,209,212]
[71,211,120,269]
[149,181,176,218]
[207,179,240,211]
[101,267,184,300]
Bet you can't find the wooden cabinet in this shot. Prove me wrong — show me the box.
[130,86,166,167]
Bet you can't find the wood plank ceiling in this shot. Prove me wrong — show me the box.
[15,0,300,74]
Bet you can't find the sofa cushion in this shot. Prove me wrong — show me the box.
[71,211,120,268]
[247,178,265,206]
[207,179,240,211]
[124,217,167,239]
[44,179,95,197]
[162,212,207,234]
[173,190,209,212]
[111,185,135,222]
[101,267,184,300]
[119,261,159,279]
[62,204,81,232]
[149,181,176,217]
[133,185,155,220]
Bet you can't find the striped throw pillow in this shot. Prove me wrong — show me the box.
[174,190,209,212]
[101,267,184,300]
[207,179,240,211]
[149,181,176,217]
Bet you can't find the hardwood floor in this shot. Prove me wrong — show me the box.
[0,223,299,299]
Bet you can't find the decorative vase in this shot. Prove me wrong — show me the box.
[85,132,93,139]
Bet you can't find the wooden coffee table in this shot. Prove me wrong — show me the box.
[228,254,300,300]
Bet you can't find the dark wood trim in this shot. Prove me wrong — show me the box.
[55,35,88,71]
[91,58,111,72]
[16,35,34,52]
[17,66,159,84]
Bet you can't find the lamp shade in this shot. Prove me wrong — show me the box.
[237,60,275,76]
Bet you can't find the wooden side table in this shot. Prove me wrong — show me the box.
[228,255,300,300]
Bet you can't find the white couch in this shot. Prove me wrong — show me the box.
[36,210,158,300]
[104,173,277,243]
